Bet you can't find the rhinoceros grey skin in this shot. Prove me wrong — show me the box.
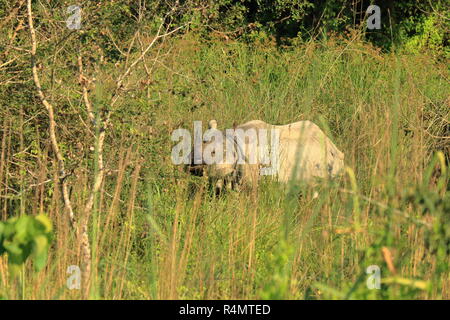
[190,119,345,193]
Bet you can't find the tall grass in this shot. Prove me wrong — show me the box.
[0,35,448,299]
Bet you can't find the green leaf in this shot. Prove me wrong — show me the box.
[33,235,48,256]
[35,214,53,233]
[33,235,49,271]
[0,214,53,275]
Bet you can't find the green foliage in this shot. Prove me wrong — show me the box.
[0,215,53,275]
[183,0,447,50]
[403,13,449,58]
[0,0,448,299]
[406,152,450,279]
[259,239,294,300]
[314,151,448,300]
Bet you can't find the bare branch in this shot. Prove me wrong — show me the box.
[26,0,76,228]
[114,18,189,99]
[77,56,95,124]
[77,53,111,298]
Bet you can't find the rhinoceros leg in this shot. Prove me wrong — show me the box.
[215,179,224,195]
[225,178,233,190]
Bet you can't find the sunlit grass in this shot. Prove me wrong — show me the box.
[0,36,448,299]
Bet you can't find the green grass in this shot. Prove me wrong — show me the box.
[0,35,448,300]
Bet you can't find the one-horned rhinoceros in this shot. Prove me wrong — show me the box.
[188,119,345,193]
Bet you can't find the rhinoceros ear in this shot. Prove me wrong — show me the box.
[208,120,217,129]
